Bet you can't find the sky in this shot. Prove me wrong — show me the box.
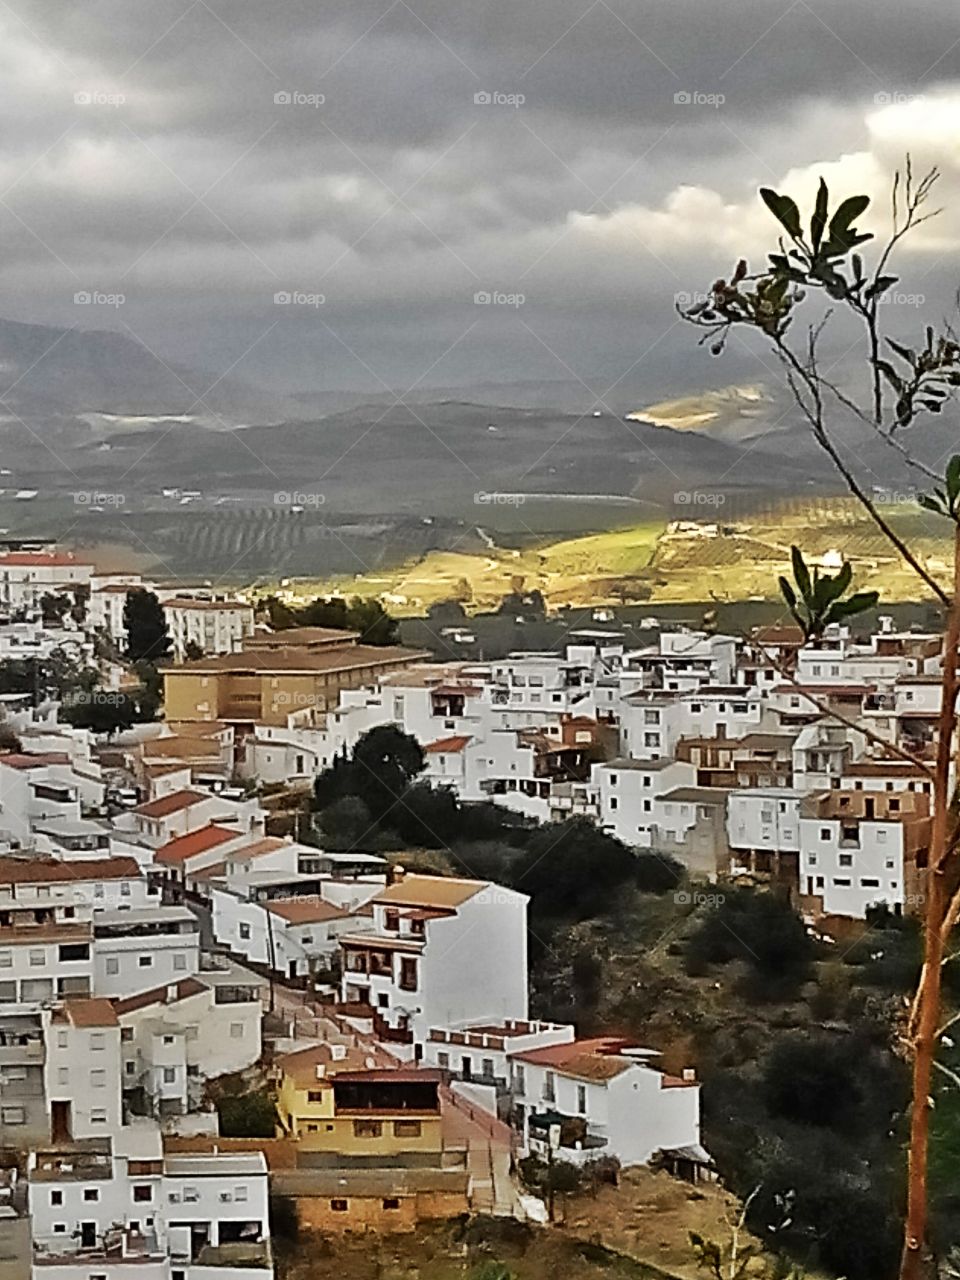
[2,0,960,398]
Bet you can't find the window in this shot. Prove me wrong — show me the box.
[307,1091,324,1103]
[163,1035,175,1046]
[860,878,881,889]
[57,1067,69,1086]
[162,1068,176,1084]
[330,1199,348,1212]
[121,1027,133,1042]
[91,1109,107,1124]
[105,956,120,976]
[833,878,852,887]
[91,1069,106,1088]
[382,1198,401,1210]
[137,955,153,968]
[50,1191,63,1206]
[514,1065,525,1093]
[393,1120,422,1138]
[608,773,618,787]
[90,1033,105,1051]
[120,882,131,897]
[173,954,187,971]
[84,1188,99,1202]
[53,1224,67,1235]
[239,923,251,941]
[0,1106,24,1125]
[234,1186,248,1202]
[353,1119,383,1138]
[482,1057,494,1078]
[437,1052,449,1069]
[838,854,853,867]
[577,1085,587,1114]
[28,949,44,967]
[609,797,618,811]
[230,1022,244,1039]
[0,952,11,969]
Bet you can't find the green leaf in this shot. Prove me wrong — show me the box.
[790,546,811,600]
[829,591,879,620]
[917,493,945,515]
[946,455,960,506]
[811,178,829,253]
[760,187,802,240]
[829,194,869,234]
[865,275,898,301]
[778,575,797,609]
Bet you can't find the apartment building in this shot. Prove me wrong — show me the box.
[798,790,930,918]
[92,908,200,999]
[161,634,430,727]
[28,1131,272,1280]
[42,1000,122,1142]
[339,872,528,1048]
[162,599,255,662]
[0,552,93,615]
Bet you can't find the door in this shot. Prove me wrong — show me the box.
[80,1223,96,1249]
[288,961,297,979]
[51,1100,71,1143]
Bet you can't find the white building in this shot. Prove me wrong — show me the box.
[92,908,201,999]
[594,757,697,846]
[339,872,528,1049]
[0,551,93,615]
[162,599,255,662]
[511,1035,704,1170]
[42,999,123,1141]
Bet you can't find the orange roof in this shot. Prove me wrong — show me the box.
[226,837,287,861]
[0,855,140,885]
[156,824,240,866]
[373,874,486,910]
[266,897,348,925]
[63,998,119,1028]
[424,736,472,754]
[512,1037,643,1081]
[134,789,211,819]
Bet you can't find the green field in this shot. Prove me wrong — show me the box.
[261,497,952,614]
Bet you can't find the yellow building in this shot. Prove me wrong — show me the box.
[275,1045,444,1159]
[162,634,429,726]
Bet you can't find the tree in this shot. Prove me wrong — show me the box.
[684,163,960,1277]
[124,589,171,663]
[183,639,204,661]
[61,690,137,736]
[313,725,424,822]
[686,887,813,1000]
[217,1090,276,1137]
[265,593,399,645]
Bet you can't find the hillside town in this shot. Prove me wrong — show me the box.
[0,539,947,1277]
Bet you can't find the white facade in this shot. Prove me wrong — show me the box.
[163,600,254,662]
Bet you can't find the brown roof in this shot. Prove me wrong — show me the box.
[276,1041,375,1084]
[63,998,119,1028]
[246,626,359,647]
[265,897,347,924]
[512,1037,643,1081]
[163,598,252,612]
[0,855,141,885]
[227,837,287,861]
[373,874,486,910]
[113,978,208,1016]
[156,824,241,866]
[163,644,429,676]
[0,752,71,771]
[142,737,222,760]
[423,735,472,754]
[134,789,212,819]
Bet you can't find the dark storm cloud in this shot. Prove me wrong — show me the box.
[0,0,958,391]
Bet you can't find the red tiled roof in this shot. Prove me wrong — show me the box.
[265,897,347,924]
[423,736,472,754]
[0,855,141,885]
[0,552,86,567]
[156,824,240,866]
[134,789,212,819]
[512,1036,642,1081]
[0,753,71,771]
[63,998,118,1028]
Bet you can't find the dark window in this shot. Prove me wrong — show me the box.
[382,1198,401,1210]
[59,943,90,962]
[330,1199,348,1212]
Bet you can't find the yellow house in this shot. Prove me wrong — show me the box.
[162,639,429,726]
[275,1045,444,1158]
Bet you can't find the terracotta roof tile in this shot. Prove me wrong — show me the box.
[156,824,241,865]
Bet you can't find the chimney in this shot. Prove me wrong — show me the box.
[314,1064,326,1079]
[166,984,179,1002]
[389,863,405,886]
[682,1067,696,1082]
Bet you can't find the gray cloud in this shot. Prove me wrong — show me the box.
[0,0,959,394]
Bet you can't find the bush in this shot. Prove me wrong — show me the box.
[218,1090,276,1137]
[685,886,813,999]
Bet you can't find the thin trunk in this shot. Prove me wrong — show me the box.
[900,524,960,1280]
